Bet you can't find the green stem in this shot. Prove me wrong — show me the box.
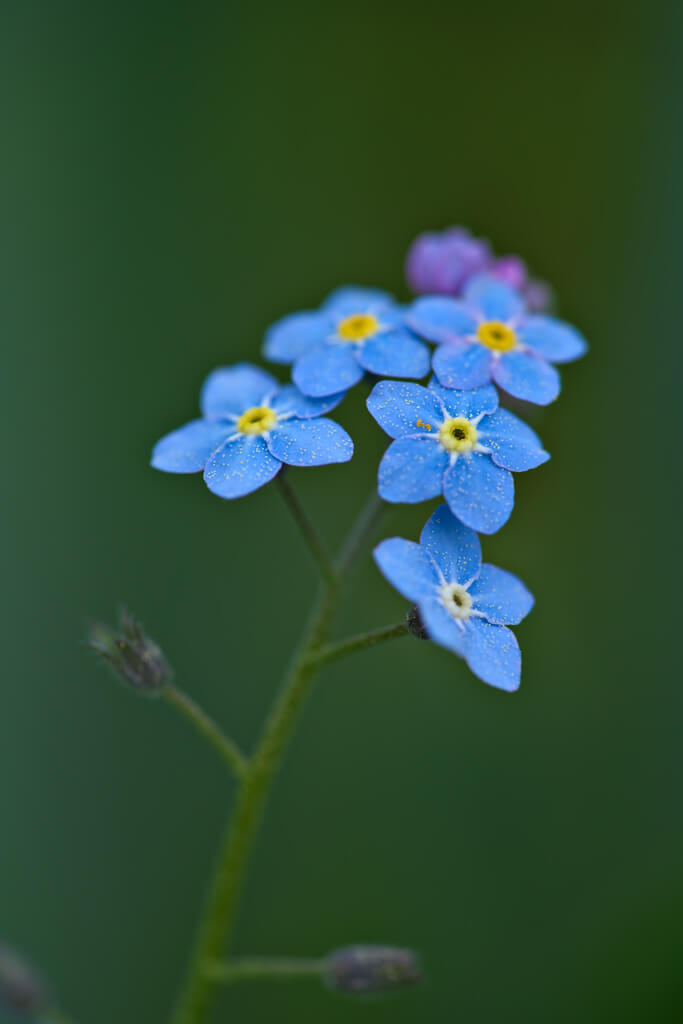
[307,622,409,669]
[169,483,393,1024]
[336,490,385,575]
[277,473,337,585]
[163,684,248,780]
[204,956,325,984]
[168,580,340,1024]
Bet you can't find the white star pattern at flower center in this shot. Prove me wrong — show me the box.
[440,581,473,621]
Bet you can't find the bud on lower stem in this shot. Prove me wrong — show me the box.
[88,608,171,694]
[325,946,422,994]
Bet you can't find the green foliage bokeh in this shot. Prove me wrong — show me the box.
[1,2,681,1021]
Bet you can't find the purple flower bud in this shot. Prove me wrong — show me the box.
[405,227,491,295]
[89,609,171,694]
[491,255,553,312]
[325,946,422,995]
[405,226,553,312]
[490,254,529,290]
[0,945,48,1014]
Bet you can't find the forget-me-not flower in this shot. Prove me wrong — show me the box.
[264,286,431,397]
[374,504,534,691]
[367,379,549,534]
[408,274,587,405]
[152,363,353,498]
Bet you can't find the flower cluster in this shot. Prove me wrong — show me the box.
[152,228,587,691]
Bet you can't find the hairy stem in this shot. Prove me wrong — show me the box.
[169,480,394,1024]
[336,490,384,575]
[163,684,248,780]
[276,473,337,585]
[204,956,325,984]
[307,621,409,669]
[168,580,339,1024]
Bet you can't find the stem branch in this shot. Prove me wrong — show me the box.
[277,473,337,585]
[163,684,248,780]
[169,482,390,1023]
[204,956,325,984]
[307,622,409,669]
[168,581,339,1024]
[336,491,384,575]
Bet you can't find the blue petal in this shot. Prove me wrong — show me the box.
[201,363,279,420]
[266,418,353,466]
[263,311,330,364]
[270,383,347,419]
[463,274,525,321]
[428,380,499,419]
[418,595,467,656]
[477,408,550,471]
[358,329,431,379]
[432,341,493,390]
[443,453,514,534]
[464,618,521,692]
[373,537,439,601]
[518,315,588,363]
[469,564,534,624]
[323,285,396,316]
[366,381,445,439]
[419,504,481,584]
[203,436,281,498]
[151,419,231,473]
[378,436,448,504]
[293,343,364,397]
[492,350,560,405]
[407,296,477,343]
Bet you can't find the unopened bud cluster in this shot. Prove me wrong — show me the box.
[325,945,421,994]
[89,608,171,694]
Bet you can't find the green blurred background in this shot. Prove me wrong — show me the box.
[2,1,681,1021]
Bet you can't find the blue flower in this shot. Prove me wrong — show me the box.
[264,286,431,397]
[367,379,549,534]
[374,505,534,691]
[408,274,587,405]
[151,363,353,498]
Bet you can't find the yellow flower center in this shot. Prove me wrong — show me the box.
[439,416,478,453]
[441,583,473,621]
[476,320,518,352]
[337,312,380,342]
[236,405,277,435]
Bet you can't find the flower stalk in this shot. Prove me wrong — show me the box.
[168,578,339,1024]
[204,956,325,984]
[336,490,385,575]
[168,480,405,1024]
[306,621,409,669]
[276,472,338,585]
[162,684,248,779]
